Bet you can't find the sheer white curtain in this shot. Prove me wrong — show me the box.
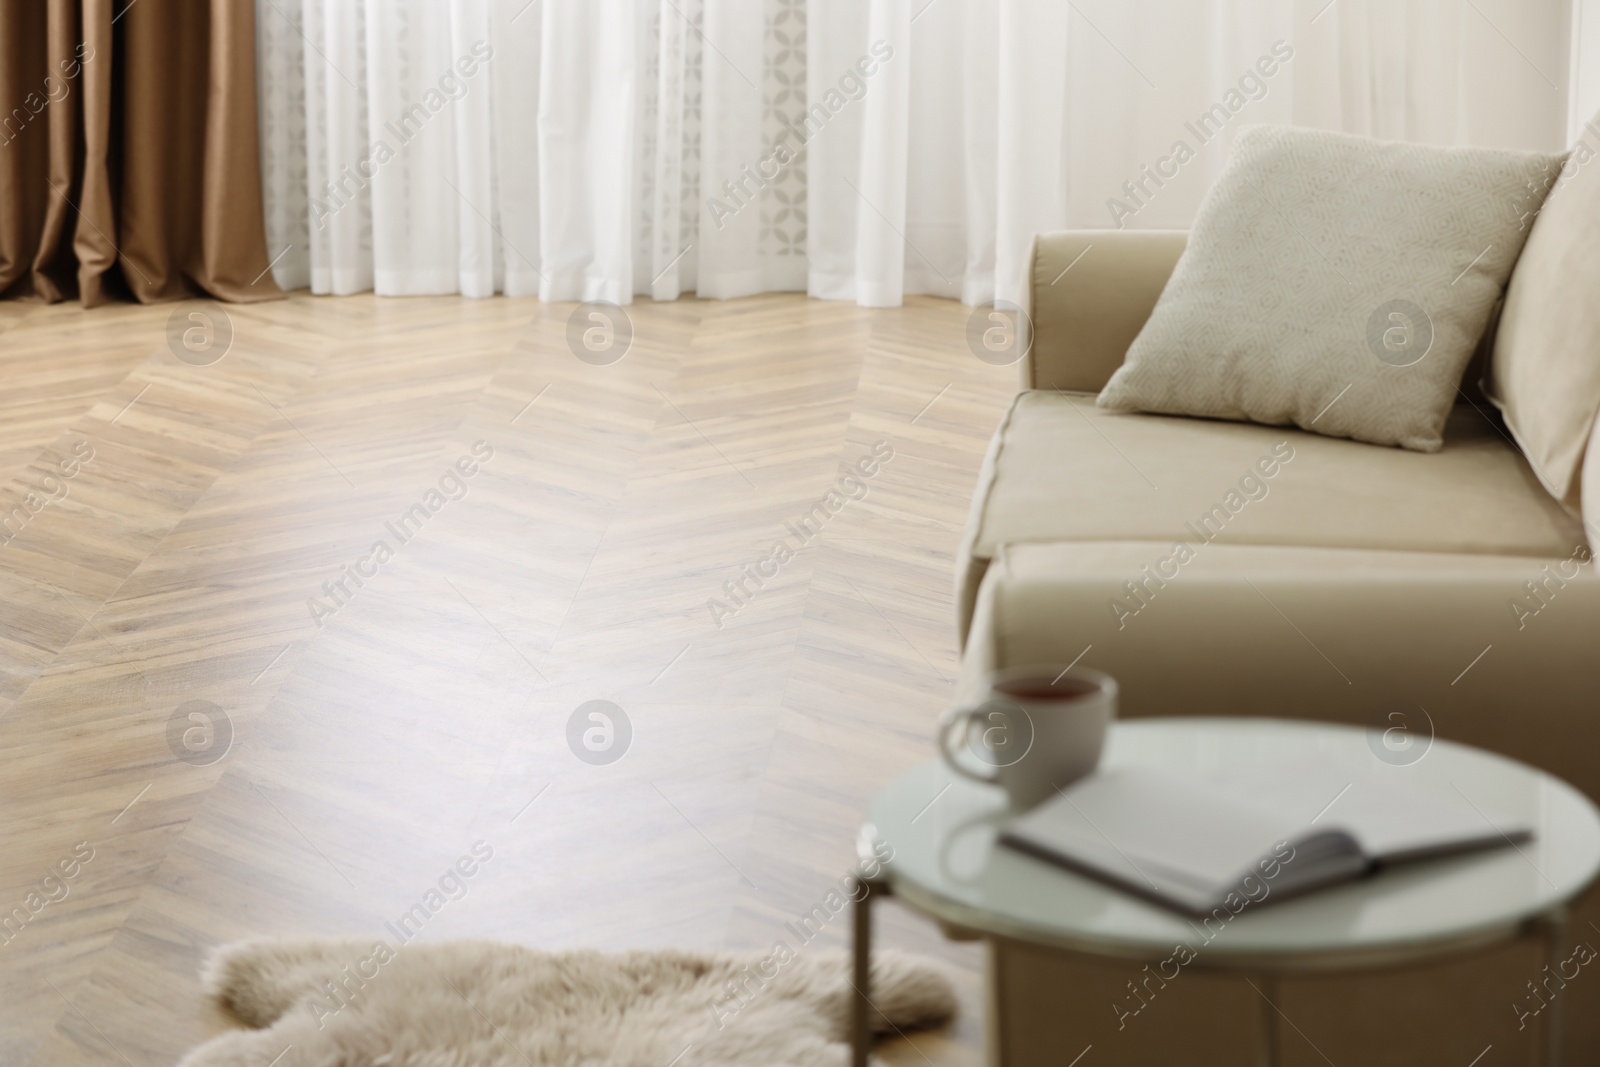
[256,0,1585,308]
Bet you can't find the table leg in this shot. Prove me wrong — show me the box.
[1258,974,1279,1067]
[852,882,874,1067]
[1536,907,1568,1067]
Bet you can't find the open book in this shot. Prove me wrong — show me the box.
[999,765,1532,916]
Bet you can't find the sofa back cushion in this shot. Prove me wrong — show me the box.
[1491,117,1600,515]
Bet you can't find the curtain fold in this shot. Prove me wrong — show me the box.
[0,0,281,306]
[538,0,636,303]
[852,0,910,308]
[258,0,1586,308]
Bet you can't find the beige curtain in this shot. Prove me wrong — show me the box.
[0,0,282,305]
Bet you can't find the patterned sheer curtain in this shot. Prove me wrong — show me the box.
[255,0,816,302]
[255,0,1586,308]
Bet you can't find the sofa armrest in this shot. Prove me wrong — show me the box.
[1022,230,1188,393]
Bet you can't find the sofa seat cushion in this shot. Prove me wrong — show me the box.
[956,391,1588,638]
[958,540,1600,800]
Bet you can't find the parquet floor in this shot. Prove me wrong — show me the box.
[0,291,1017,1065]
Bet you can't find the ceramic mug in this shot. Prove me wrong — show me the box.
[938,666,1117,809]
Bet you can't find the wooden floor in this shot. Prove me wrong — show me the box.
[0,291,1017,1065]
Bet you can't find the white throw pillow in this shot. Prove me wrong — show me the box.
[1489,111,1600,514]
[1099,126,1565,452]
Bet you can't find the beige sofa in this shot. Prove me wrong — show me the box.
[954,231,1600,1065]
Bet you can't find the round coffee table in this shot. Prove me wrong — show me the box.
[850,718,1600,1067]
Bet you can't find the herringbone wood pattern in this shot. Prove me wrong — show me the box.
[0,292,1015,1065]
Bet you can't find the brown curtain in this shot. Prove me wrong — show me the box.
[0,0,282,306]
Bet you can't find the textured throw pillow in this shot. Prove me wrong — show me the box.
[1489,112,1600,513]
[1584,410,1600,554]
[1099,126,1566,452]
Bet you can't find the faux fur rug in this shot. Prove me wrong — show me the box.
[177,938,957,1066]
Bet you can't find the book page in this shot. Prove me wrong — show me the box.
[1003,768,1308,906]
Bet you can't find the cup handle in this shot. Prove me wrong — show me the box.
[939,705,1001,785]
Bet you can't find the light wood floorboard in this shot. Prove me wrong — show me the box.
[0,291,1016,1066]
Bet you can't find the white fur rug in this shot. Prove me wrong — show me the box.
[177,938,957,1067]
